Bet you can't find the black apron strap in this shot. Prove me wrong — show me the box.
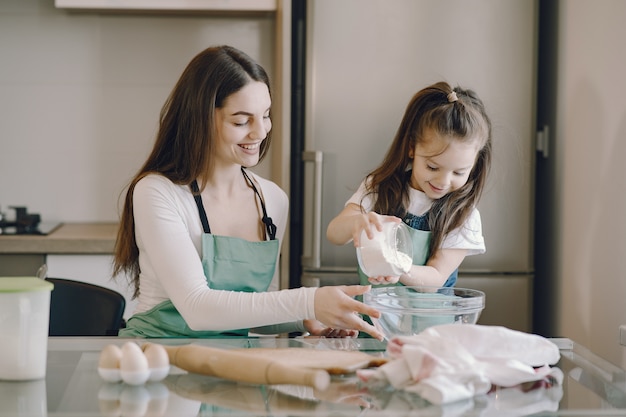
[190,170,277,240]
[190,180,211,234]
[241,167,277,241]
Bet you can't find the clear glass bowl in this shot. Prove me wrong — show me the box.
[363,286,485,339]
[356,222,413,277]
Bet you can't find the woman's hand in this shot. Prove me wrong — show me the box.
[303,319,359,338]
[313,285,384,341]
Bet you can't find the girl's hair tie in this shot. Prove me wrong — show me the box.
[447,91,458,103]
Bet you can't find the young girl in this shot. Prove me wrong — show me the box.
[113,45,382,339]
[327,81,491,288]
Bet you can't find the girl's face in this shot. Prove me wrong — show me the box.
[214,81,272,168]
[409,128,481,199]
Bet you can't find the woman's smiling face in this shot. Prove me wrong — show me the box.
[409,128,481,199]
[214,81,272,168]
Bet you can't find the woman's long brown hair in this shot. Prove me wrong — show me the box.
[113,45,272,298]
[363,81,492,257]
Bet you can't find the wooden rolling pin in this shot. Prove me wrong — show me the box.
[147,343,330,391]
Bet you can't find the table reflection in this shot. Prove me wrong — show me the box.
[0,379,47,416]
[87,370,564,417]
[3,337,625,417]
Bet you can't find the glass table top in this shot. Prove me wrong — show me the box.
[1,337,626,416]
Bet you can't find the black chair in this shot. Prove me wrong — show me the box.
[46,278,126,336]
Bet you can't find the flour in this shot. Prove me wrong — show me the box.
[359,245,413,276]
[358,222,413,277]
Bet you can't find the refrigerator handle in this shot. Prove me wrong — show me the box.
[536,125,550,159]
[301,151,323,269]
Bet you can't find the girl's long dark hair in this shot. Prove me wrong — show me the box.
[364,81,492,256]
[113,45,272,298]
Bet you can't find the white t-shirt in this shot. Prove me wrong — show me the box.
[129,172,316,331]
[347,180,486,256]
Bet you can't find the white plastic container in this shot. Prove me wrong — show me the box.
[356,222,413,277]
[0,277,54,380]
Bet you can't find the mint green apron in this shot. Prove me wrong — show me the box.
[120,168,279,338]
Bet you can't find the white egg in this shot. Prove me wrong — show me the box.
[142,344,170,382]
[99,344,123,369]
[98,344,123,383]
[120,342,150,385]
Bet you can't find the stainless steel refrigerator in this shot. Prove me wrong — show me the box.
[289,0,537,332]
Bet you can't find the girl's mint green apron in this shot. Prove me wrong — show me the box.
[120,168,279,338]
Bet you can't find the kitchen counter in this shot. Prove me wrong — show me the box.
[0,222,117,254]
[2,336,626,416]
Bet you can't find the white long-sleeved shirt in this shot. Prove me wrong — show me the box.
[130,173,316,331]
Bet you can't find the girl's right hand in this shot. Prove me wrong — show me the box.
[326,204,400,247]
[313,285,384,341]
[367,275,400,285]
[352,212,402,247]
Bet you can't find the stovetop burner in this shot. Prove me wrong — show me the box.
[0,206,62,235]
[0,222,62,236]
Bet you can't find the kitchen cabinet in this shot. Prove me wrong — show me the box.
[457,275,532,333]
[0,254,46,276]
[0,223,136,318]
[0,223,117,277]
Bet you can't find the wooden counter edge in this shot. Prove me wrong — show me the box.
[0,222,118,254]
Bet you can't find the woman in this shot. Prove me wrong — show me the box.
[113,45,382,339]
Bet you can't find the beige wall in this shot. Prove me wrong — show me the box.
[0,0,275,223]
[554,0,626,368]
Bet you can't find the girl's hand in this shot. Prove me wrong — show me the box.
[367,275,400,285]
[352,212,402,247]
[303,319,359,338]
[313,285,384,341]
[326,203,401,247]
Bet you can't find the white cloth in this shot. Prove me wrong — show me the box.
[357,324,562,405]
[347,179,485,255]
[130,173,316,331]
